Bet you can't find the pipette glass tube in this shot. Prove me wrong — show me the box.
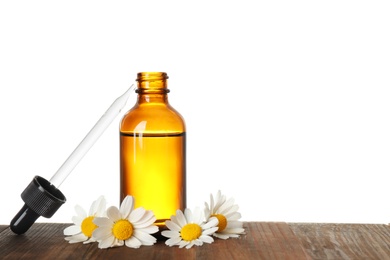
[10,85,135,234]
[50,84,135,187]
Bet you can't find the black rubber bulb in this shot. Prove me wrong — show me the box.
[10,176,66,234]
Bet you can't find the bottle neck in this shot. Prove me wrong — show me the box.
[137,93,168,104]
[136,72,170,104]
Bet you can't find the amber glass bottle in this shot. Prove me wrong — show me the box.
[120,72,186,227]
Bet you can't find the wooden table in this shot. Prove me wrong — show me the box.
[0,222,389,259]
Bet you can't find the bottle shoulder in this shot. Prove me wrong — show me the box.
[120,104,185,133]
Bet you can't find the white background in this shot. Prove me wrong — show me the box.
[0,1,389,225]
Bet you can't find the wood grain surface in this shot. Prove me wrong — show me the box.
[1,222,389,259]
[0,222,307,260]
[289,223,390,260]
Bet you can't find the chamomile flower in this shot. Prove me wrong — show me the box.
[92,195,158,249]
[64,195,106,244]
[162,208,219,249]
[204,190,245,239]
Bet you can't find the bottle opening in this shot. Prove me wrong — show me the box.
[136,72,169,94]
[136,72,168,82]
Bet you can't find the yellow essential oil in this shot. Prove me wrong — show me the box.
[120,72,186,227]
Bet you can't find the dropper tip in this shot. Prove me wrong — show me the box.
[124,84,135,96]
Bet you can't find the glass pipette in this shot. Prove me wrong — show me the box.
[10,84,135,234]
[50,84,135,187]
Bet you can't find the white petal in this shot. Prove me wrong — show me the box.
[63,225,81,236]
[224,233,241,238]
[209,194,215,214]
[204,203,211,219]
[65,238,79,244]
[202,217,218,229]
[72,216,83,226]
[125,236,142,248]
[165,236,182,246]
[175,209,187,227]
[185,241,196,249]
[95,196,107,216]
[133,230,157,245]
[107,206,121,222]
[65,234,88,243]
[226,212,241,221]
[216,197,227,213]
[120,195,134,219]
[224,204,239,216]
[222,228,245,234]
[98,235,115,249]
[214,233,229,239]
[129,207,146,223]
[202,226,218,235]
[75,205,87,218]
[179,240,190,248]
[114,239,124,247]
[184,208,193,223]
[193,239,203,246]
[134,210,154,224]
[226,220,243,229]
[192,207,203,224]
[218,197,234,214]
[92,226,112,240]
[170,215,180,227]
[83,238,96,244]
[137,225,158,234]
[166,220,181,232]
[89,199,98,216]
[133,215,156,229]
[162,230,180,238]
[213,191,225,212]
[199,235,214,244]
[93,217,113,227]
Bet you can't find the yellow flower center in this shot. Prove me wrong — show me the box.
[112,219,133,240]
[180,223,202,241]
[81,216,98,238]
[211,214,227,232]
